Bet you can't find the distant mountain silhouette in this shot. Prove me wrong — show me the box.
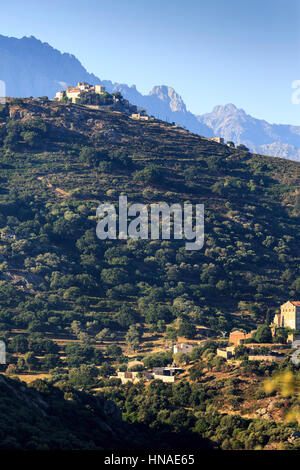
[0,35,102,98]
[102,83,212,135]
[0,35,212,137]
[1,34,300,160]
[197,104,300,161]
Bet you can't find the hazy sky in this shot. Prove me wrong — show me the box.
[1,0,300,124]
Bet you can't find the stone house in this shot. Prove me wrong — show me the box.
[152,366,183,383]
[287,333,300,344]
[173,343,193,354]
[274,301,300,330]
[65,88,81,103]
[211,137,224,144]
[77,82,93,92]
[217,348,233,359]
[115,371,140,384]
[130,113,150,121]
[95,85,106,94]
[248,354,284,363]
[229,330,255,346]
[55,91,65,100]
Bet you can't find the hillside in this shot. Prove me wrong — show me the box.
[0,97,299,333]
[0,374,214,450]
[0,97,299,450]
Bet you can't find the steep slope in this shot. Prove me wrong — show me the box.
[0,98,299,335]
[0,99,299,450]
[197,104,300,162]
[0,374,213,450]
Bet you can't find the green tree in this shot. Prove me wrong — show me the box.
[126,325,141,352]
[254,325,272,343]
[24,352,38,371]
[178,321,197,339]
[68,365,98,390]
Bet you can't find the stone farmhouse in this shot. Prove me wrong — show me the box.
[229,329,256,346]
[211,137,224,144]
[274,301,300,330]
[173,343,193,354]
[112,365,184,384]
[210,137,236,148]
[152,366,184,383]
[217,346,235,359]
[115,371,140,384]
[130,112,153,121]
[248,354,285,363]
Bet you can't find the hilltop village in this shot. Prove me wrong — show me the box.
[53,83,248,146]
[54,81,153,121]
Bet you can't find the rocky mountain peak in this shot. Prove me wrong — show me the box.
[149,85,187,113]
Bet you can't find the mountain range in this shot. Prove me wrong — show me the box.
[1,34,300,161]
[197,104,300,161]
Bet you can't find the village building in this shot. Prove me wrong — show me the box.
[54,82,106,103]
[152,366,184,383]
[287,333,300,344]
[217,348,233,359]
[245,343,284,351]
[115,371,141,384]
[229,330,256,346]
[130,113,150,121]
[95,84,106,94]
[142,371,154,381]
[274,301,300,330]
[173,343,193,354]
[65,87,82,103]
[77,82,93,92]
[55,91,65,100]
[211,137,224,144]
[248,354,285,363]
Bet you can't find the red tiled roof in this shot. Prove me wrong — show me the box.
[291,301,300,306]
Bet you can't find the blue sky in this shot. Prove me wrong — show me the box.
[1,0,300,124]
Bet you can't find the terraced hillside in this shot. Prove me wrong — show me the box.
[0,98,299,332]
[0,97,299,450]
